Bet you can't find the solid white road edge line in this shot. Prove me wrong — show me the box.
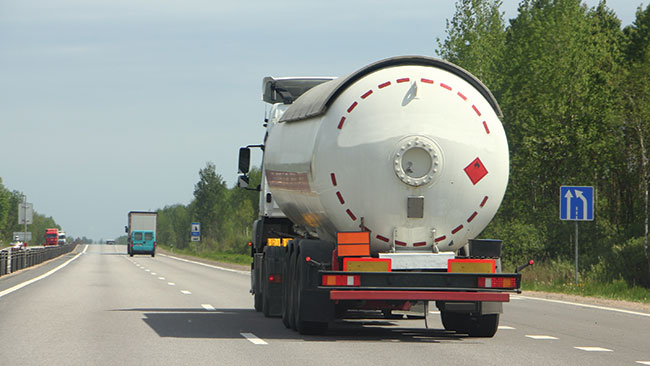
[0,245,89,299]
[159,254,249,274]
[241,333,268,345]
[517,295,650,318]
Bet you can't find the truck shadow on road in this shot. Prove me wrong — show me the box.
[115,307,466,343]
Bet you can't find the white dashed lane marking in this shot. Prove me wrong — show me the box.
[574,347,612,352]
[636,362,650,365]
[498,326,515,330]
[202,304,216,311]
[158,277,165,280]
[241,333,268,345]
[168,282,175,286]
[181,290,192,295]
[525,335,559,340]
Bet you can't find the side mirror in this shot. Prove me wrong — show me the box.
[238,175,250,189]
[238,147,251,174]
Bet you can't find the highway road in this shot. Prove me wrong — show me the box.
[1,244,649,366]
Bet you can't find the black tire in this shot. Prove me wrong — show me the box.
[281,242,294,328]
[467,314,499,338]
[254,290,263,312]
[129,253,134,257]
[441,311,467,333]
[293,242,328,335]
[151,250,155,257]
[441,312,499,338]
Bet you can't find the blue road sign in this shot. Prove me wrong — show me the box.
[560,186,594,221]
[191,222,201,236]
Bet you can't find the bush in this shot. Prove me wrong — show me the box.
[481,218,546,267]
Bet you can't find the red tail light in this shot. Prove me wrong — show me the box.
[478,276,517,289]
[321,275,361,287]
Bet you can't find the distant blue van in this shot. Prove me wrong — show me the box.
[129,230,156,257]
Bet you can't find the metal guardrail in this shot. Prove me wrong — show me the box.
[0,244,77,277]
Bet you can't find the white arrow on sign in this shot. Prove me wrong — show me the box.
[575,190,587,220]
[564,190,573,219]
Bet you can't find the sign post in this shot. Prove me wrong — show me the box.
[190,222,201,242]
[559,186,594,284]
[18,198,33,245]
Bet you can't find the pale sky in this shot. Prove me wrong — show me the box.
[0,0,643,241]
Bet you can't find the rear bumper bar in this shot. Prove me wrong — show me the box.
[330,290,510,302]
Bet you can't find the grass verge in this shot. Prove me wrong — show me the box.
[512,259,650,304]
[157,244,251,266]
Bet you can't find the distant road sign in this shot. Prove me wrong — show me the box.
[190,222,200,241]
[560,186,594,221]
[13,232,32,241]
[18,203,33,225]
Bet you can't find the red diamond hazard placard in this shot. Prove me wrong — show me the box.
[464,157,488,185]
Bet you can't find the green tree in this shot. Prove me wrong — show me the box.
[623,4,650,282]
[436,0,507,92]
[193,162,228,250]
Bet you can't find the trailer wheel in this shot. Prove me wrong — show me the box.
[254,292,263,312]
[441,311,467,333]
[441,312,499,338]
[292,240,333,335]
[282,240,299,330]
[262,246,284,317]
[294,253,328,335]
[467,314,499,338]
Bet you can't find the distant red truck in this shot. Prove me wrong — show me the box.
[45,228,59,246]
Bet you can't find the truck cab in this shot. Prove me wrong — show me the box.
[45,228,59,246]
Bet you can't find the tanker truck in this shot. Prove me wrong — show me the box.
[237,56,522,337]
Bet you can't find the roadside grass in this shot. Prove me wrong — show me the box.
[512,259,650,304]
[158,244,251,266]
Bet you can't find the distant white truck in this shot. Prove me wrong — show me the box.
[58,231,66,245]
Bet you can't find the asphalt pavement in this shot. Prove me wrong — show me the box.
[0,244,648,366]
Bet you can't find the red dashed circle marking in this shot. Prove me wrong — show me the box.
[482,121,490,134]
[451,225,464,234]
[331,75,495,246]
[330,173,338,186]
[336,192,345,205]
[472,105,481,117]
[376,235,390,242]
[361,90,373,99]
[378,81,391,89]
[337,116,346,130]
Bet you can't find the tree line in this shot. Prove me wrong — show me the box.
[438,0,650,286]
[0,177,91,246]
[155,163,261,255]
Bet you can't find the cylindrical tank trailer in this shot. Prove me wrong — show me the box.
[263,56,508,254]
[238,56,521,337]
